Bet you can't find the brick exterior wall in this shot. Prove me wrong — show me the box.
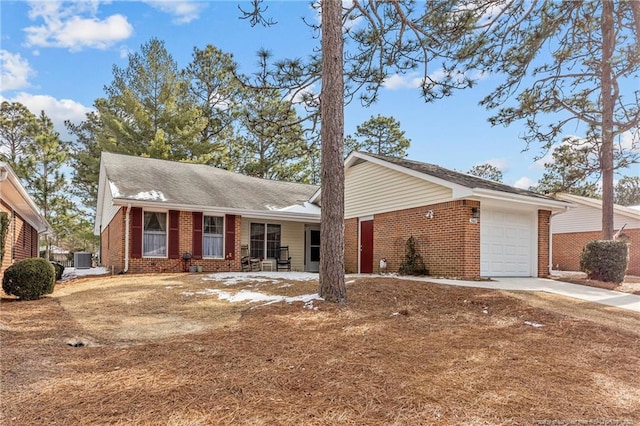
[553,228,640,276]
[1,200,39,277]
[100,207,126,273]
[537,210,551,278]
[344,218,359,273]
[100,207,243,274]
[345,201,553,279]
[345,200,482,278]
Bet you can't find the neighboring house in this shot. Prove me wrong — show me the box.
[0,162,49,276]
[552,193,640,276]
[94,153,321,274]
[322,152,571,279]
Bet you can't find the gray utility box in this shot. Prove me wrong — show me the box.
[74,252,92,269]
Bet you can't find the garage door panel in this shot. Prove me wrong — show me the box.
[481,207,533,277]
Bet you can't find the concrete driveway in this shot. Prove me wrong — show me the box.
[401,276,640,313]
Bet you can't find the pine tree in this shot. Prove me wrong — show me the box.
[345,115,411,157]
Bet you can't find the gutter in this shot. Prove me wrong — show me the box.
[124,204,131,273]
[110,199,322,223]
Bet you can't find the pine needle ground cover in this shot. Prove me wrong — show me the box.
[1,273,638,425]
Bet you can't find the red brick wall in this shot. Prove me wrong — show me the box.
[344,218,358,273]
[553,228,640,276]
[537,210,551,277]
[345,200,481,279]
[1,200,39,277]
[100,207,126,273]
[101,208,243,274]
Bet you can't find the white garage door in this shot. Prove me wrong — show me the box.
[480,208,534,277]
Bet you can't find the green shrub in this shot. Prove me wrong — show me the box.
[399,236,429,276]
[579,240,628,284]
[2,258,56,300]
[51,262,65,281]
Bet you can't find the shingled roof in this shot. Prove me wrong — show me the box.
[359,152,557,201]
[101,152,319,211]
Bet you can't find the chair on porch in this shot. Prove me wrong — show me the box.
[275,246,291,272]
[241,245,260,272]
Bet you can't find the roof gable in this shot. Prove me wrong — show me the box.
[342,152,569,210]
[356,152,555,201]
[555,193,640,220]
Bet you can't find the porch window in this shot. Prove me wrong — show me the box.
[143,211,167,257]
[250,223,281,259]
[203,215,224,258]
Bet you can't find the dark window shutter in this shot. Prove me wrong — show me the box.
[130,207,143,259]
[225,215,236,260]
[168,210,180,259]
[192,212,203,259]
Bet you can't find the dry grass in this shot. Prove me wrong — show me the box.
[1,274,639,425]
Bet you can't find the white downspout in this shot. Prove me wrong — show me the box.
[124,204,132,273]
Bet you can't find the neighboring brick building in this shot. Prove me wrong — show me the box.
[95,153,321,274]
[333,152,569,279]
[552,193,640,276]
[0,162,49,277]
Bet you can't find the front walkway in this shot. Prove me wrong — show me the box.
[396,276,640,313]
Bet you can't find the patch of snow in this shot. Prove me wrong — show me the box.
[182,291,195,297]
[133,190,167,201]
[524,321,544,328]
[206,289,322,306]
[274,201,321,215]
[61,267,110,281]
[109,181,120,197]
[203,271,319,286]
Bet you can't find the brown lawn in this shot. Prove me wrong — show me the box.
[1,273,639,425]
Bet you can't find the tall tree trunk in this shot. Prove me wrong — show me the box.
[601,0,615,240]
[318,0,346,303]
[631,0,640,48]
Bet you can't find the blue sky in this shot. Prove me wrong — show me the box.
[1,1,637,190]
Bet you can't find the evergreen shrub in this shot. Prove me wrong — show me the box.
[580,240,628,284]
[2,258,56,300]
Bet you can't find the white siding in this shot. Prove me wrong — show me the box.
[240,218,306,271]
[552,204,640,234]
[345,162,452,219]
[101,188,122,230]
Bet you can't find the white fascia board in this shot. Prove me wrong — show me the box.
[110,199,322,223]
[93,157,108,235]
[471,188,572,212]
[0,162,50,233]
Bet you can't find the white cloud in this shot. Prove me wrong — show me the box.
[428,68,488,84]
[1,92,93,137]
[144,1,206,24]
[383,68,488,91]
[382,73,423,90]
[24,1,133,51]
[0,50,36,91]
[514,176,535,189]
[619,129,639,152]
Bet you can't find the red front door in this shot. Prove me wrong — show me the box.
[360,219,374,273]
